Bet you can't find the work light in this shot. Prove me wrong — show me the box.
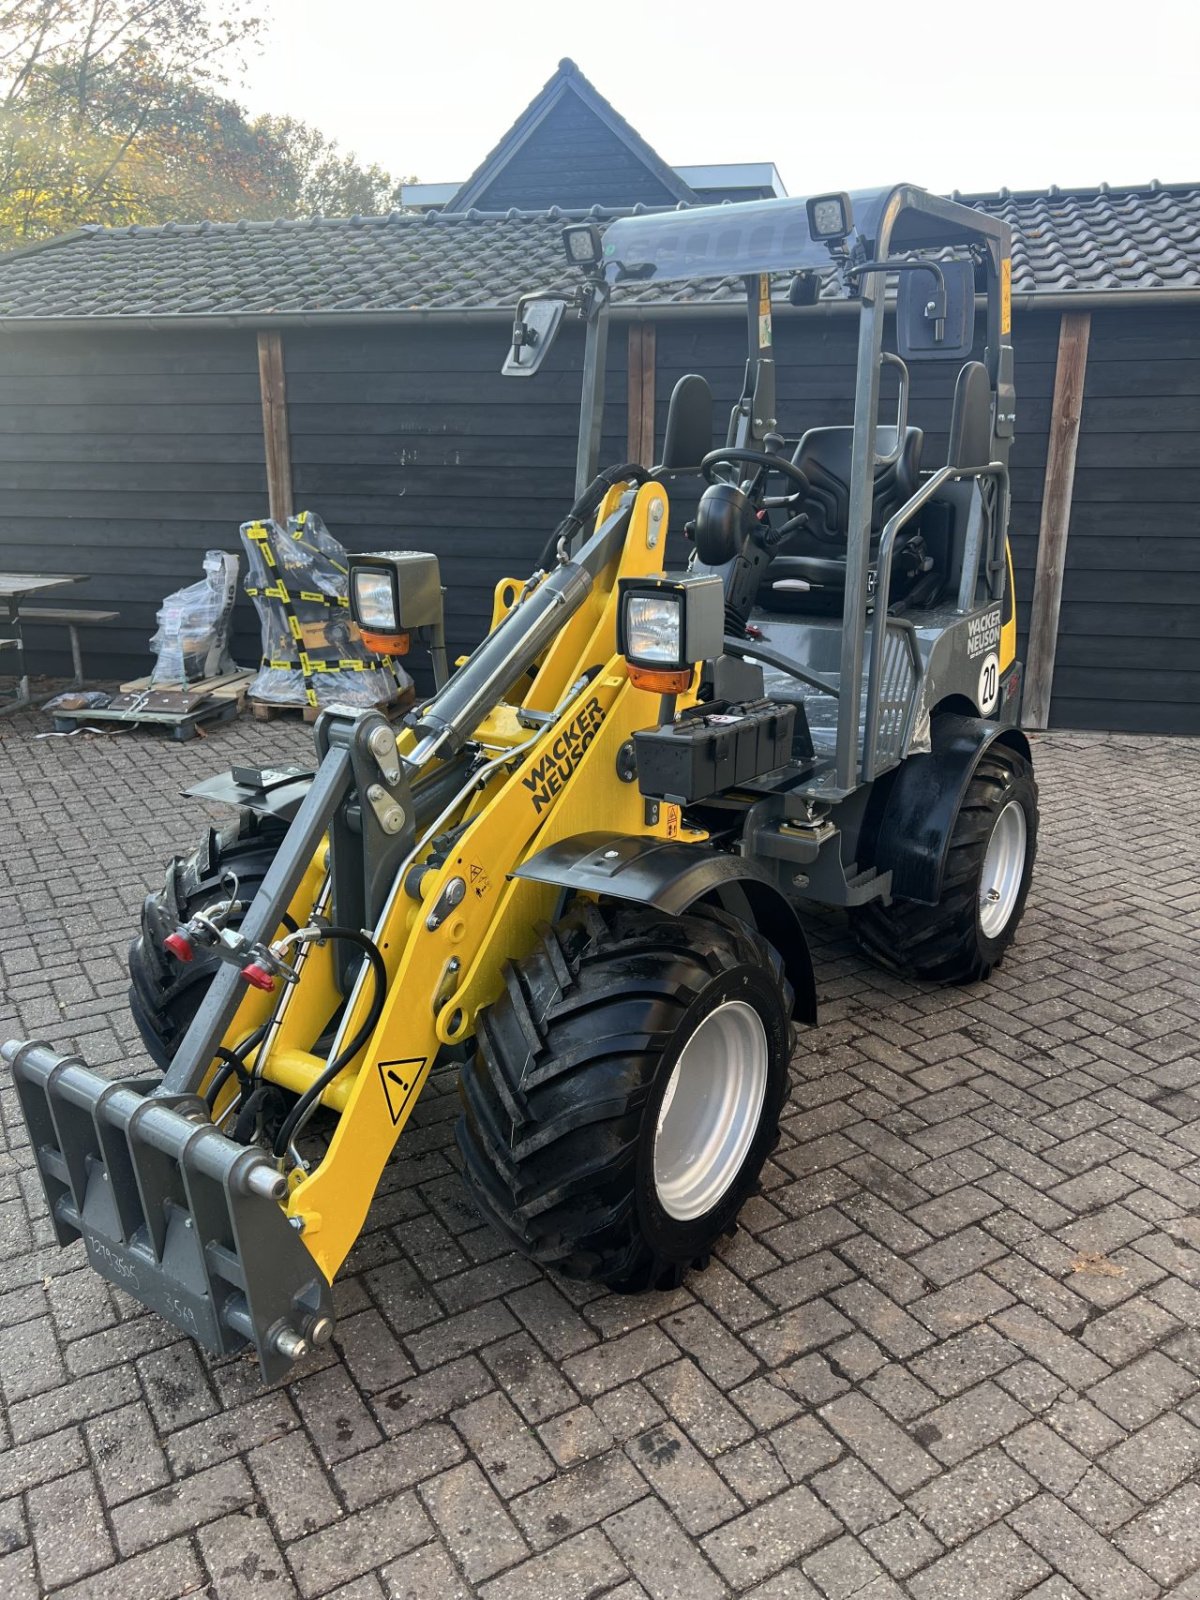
[562,222,603,269]
[348,551,444,655]
[617,574,725,692]
[806,192,853,241]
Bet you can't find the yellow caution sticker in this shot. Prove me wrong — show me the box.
[1000,258,1012,335]
[758,273,772,349]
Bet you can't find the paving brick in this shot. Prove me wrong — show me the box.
[909,1446,1037,1545]
[1102,1410,1200,1500]
[819,1391,939,1494]
[861,1510,944,1580]
[644,1358,755,1455]
[454,1390,556,1491]
[86,1400,171,1506]
[510,1448,645,1550]
[716,1437,791,1506]
[810,1455,902,1533]
[477,1526,627,1600]
[135,1341,218,1431]
[1063,1465,1140,1537]
[27,1464,114,1590]
[418,1461,528,1582]
[293,1365,384,1465]
[907,1522,1051,1600]
[660,1305,759,1388]
[605,1495,728,1600]
[249,1429,344,1537]
[537,1404,615,1468]
[626,1421,740,1535]
[478,1333,580,1423]
[920,1380,1032,1466]
[1010,1492,1159,1600]
[333,1421,465,1513]
[1087,1347,1197,1429]
[49,1538,205,1600]
[701,1485,840,1588]
[381,1539,473,1600]
[198,1511,294,1600]
[111,1457,254,1555]
[1115,1481,1200,1588]
[289,1493,434,1598]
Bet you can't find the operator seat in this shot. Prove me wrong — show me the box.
[758,424,924,613]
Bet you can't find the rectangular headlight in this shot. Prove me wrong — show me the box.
[351,568,399,632]
[625,593,683,666]
[617,574,725,677]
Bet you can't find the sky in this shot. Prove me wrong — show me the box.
[235,0,1200,199]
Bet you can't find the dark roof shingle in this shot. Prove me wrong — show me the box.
[0,183,1198,323]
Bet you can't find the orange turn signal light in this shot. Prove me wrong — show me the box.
[628,665,694,695]
[361,629,411,657]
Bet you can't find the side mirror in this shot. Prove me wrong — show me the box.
[502,295,566,376]
[788,270,822,307]
[659,374,714,471]
[896,258,975,362]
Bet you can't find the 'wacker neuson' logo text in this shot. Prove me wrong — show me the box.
[967,607,1002,658]
[522,696,606,812]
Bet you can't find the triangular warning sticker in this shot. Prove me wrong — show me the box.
[378,1058,427,1125]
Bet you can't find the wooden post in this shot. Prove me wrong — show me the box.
[1024,309,1091,730]
[627,322,656,466]
[257,330,294,525]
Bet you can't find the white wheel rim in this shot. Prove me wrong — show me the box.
[652,1000,769,1222]
[978,800,1027,939]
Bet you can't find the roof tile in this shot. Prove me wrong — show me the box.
[0,184,1197,321]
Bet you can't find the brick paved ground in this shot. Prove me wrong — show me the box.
[1,709,1199,1599]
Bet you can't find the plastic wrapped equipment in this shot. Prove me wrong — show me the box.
[149,551,240,685]
[240,511,411,710]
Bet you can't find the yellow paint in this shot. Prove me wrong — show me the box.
[1001,542,1017,673]
[264,480,709,1280]
[1000,258,1012,336]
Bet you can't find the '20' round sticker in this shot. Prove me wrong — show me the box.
[977,652,1000,716]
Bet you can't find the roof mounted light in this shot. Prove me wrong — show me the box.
[562,222,603,270]
[806,193,854,241]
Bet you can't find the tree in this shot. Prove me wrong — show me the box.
[0,2,406,244]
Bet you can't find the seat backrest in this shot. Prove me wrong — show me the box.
[947,360,993,469]
[792,425,924,543]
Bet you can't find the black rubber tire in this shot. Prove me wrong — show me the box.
[128,810,288,1069]
[456,901,794,1292]
[850,744,1038,984]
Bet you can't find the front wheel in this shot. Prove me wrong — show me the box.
[850,742,1038,984]
[456,902,794,1292]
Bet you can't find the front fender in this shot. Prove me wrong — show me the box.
[873,713,1032,904]
[512,832,817,1023]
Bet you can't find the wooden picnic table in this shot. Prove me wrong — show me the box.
[0,572,86,712]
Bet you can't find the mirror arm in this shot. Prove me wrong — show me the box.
[849,258,949,342]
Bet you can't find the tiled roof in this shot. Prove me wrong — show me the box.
[0,182,1198,323]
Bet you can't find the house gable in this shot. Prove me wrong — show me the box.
[445,59,696,213]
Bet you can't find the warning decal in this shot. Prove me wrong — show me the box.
[378,1058,428,1125]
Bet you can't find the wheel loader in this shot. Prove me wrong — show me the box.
[5,185,1038,1379]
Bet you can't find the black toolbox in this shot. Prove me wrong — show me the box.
[634,699,803,804]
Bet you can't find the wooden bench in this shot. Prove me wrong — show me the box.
[17,606,119,686]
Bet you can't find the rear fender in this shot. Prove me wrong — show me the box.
[512,832,817,1023]
[872,713,1032,905]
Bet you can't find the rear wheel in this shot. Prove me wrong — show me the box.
[850,743,1038,984]
[456,901,794,1292]
[128,811,287,1069]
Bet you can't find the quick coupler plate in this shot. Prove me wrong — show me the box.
[3,1039,334,1382]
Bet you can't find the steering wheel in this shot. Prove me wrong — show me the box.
[700,447,810,497]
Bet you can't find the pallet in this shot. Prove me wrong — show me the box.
[51,697,240,742]
[117,668,255,703]
[48,668,256,741]
[248,685,415,726]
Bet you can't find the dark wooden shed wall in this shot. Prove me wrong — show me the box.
[470,94,680,212]
[0,305,1196,733]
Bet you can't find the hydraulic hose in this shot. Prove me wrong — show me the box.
[537,461,649,569]
[203,1022,270,1110]
[271,927,387,1158]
